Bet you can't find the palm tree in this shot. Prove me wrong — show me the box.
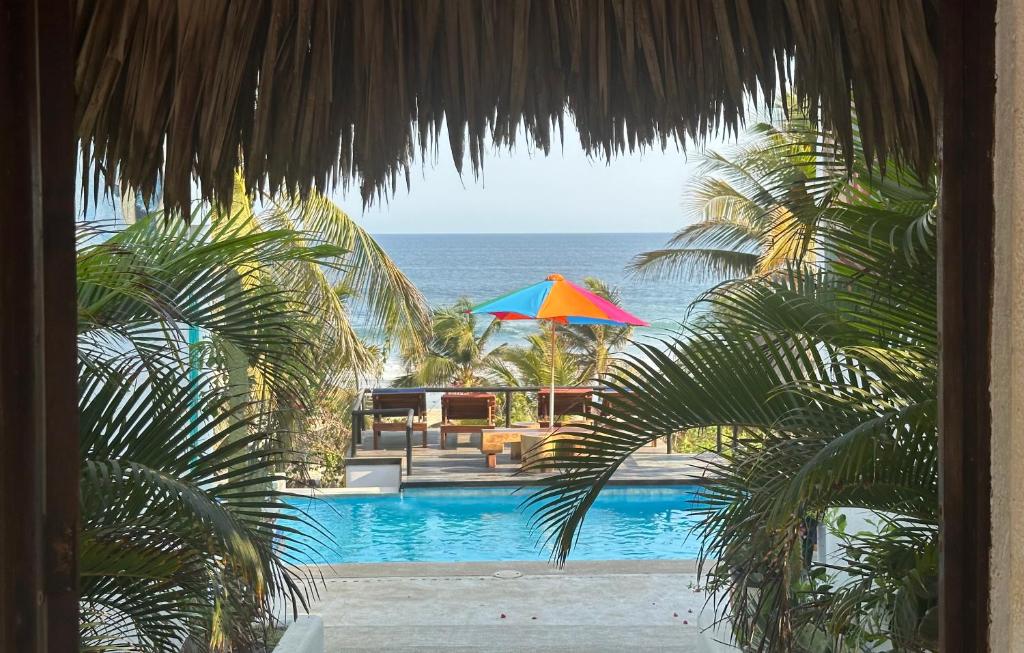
[629,120,841,282]
[76,187,427,650]
[560,277,634,380]
[209,174,429,462]
[487,330,583,388]
[527,130,940,651]
[395,298,504,387]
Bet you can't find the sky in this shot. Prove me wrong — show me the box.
[334,118,735,235]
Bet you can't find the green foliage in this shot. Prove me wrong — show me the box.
[77,190,426,650]
[629,119,843,282]
[560,277,634,380]
[496,391,535,425]
[275,191,430,359]
[526,123,939,651]
[486,330,584,388]
[672,428,721,454]
[395,297,504,387]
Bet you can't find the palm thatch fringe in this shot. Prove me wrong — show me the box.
[76,0,938,214]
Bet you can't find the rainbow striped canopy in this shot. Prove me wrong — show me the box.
[470,274,648,326]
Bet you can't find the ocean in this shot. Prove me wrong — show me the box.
[368,233,712,380]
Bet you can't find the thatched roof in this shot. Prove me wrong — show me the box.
[76,1,938,213]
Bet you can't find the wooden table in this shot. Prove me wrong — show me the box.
[479,428,586,468]
[479,430,536,468]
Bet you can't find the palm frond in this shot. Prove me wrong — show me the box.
[284,193,430,355]
[79,365,327,652]
[525,150,938,650]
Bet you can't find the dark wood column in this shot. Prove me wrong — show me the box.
[0,1,78,651]
[939,0,996,650]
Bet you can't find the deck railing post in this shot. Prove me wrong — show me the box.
[716,426,722,453]
[351,406,416,474]
[405,409,414,475]
[504,390,511,426]
[350,411,360,457]
[731,425,739,449]
[358,390,367,444]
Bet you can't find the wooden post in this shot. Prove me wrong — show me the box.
[939,0,995,650]
[350,411,360,457]
[405,410,413,476]
[0,1,78,650]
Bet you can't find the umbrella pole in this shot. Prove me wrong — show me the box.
[550,319,556,432]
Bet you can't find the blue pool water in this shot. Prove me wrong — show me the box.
[286,485,707,564]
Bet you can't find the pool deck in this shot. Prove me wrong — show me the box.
[294,560,708,652]
[351,428,721,487]
[291,432,720,651]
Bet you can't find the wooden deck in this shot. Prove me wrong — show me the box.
[352,428,720,486]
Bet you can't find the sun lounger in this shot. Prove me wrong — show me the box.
[439,392,497,449]
[537,387,594,428]
[371,391,428,449]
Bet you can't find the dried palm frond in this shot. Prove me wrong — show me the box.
[76,0,938,215]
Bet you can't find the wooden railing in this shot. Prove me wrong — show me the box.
[351,386,736,464]
[348,407,416,473]
[358,385,611,429]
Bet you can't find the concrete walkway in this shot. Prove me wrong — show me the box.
[301,561,706,652]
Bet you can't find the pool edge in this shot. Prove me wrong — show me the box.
[298,558,701,578]
[399,476,719,489]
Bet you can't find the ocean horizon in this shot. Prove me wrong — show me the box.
[363,232,713,382]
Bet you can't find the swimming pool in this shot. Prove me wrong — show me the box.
[286,485,706,564]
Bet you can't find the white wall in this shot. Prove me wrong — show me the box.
[991,1,1024,647]
[345,461,401,490]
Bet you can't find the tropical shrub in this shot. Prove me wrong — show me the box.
[560,277,635,381]
[77,188,426,650]
[528,131,939,651]
[395,297,504,388]
[486,330,583,389]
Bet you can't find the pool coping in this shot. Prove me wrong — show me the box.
[399,475,718,489]
[287,486,400,497]
[299,559,701,578]
[287,476,718,494]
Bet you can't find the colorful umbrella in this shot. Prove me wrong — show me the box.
[470,274,648,429]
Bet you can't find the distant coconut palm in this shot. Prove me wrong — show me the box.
[629,119,841,283]
[395,298,505,387]
[560,277,634,381]
[485,330,583,389]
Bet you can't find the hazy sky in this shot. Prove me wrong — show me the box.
[334,119,734,234]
